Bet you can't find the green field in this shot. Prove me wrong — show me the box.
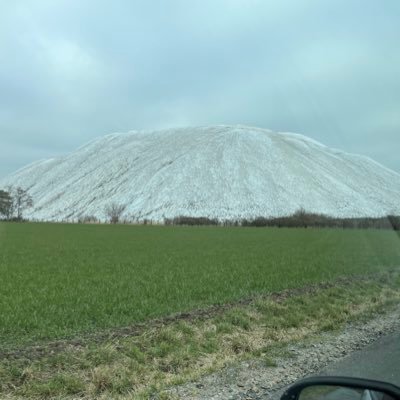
[1,222,400,349]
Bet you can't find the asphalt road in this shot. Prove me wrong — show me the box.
[320,333,400,386]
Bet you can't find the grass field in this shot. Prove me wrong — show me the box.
[1,222,400,350]
[2,271,400,399]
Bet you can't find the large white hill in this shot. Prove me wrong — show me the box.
[1,125,400,222]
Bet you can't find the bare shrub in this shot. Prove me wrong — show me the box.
[78,215,100,224]
[164,216,219,226]
[104,203,126,224]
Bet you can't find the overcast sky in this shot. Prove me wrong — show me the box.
[1,0,399,178]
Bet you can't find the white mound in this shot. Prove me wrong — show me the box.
[1,125,400,221]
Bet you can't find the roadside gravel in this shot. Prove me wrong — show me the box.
[164,304,400,400]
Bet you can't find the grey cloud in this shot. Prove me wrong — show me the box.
[0,0,399,178]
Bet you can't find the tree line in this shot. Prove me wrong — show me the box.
[164,210,400,231]
[0,186,33,221]
[74,205,400,230]
[1,191,399,231]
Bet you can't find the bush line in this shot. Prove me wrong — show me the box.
[164,210,400,230]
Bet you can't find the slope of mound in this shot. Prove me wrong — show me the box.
[1,125,400,221]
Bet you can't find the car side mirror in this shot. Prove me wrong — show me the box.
[281,377,400,400]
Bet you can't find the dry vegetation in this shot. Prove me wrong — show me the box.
[1,271,400,399]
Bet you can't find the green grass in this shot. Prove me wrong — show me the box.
[1,273,400,399]
[0,222,399,348]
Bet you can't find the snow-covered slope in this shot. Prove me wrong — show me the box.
[1,125,400,221]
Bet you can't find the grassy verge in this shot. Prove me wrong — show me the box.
[1,270,400,400]
[1,222,400,348]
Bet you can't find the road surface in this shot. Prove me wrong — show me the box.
[320,333,400,386]
[271,333,400,400]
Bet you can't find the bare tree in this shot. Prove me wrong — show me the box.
[10,187,33,220]
[0,189,13,219]
[104,202,126,224]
